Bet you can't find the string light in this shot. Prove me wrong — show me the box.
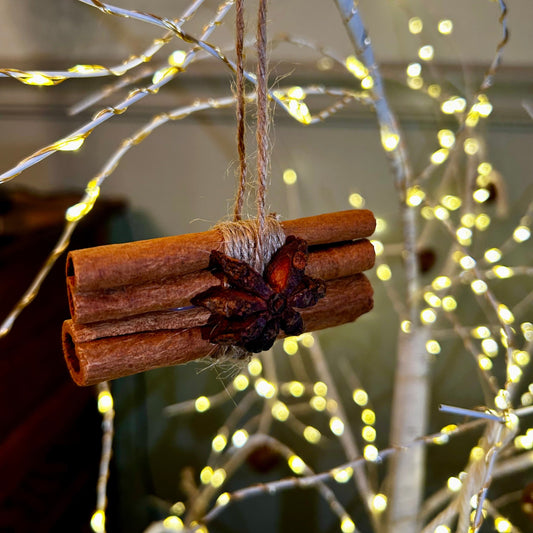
[461,213,476,228]
[406,62,422,77]
[401,320,411,333]
[255,378,276,398]
[288,381,305,397]
[472,326,491,339]
[433,205,449,220]
[248,358,262,376]
[362,425,377,442]
[211,468,226,488]
[330,417,345,436]
[471,279,488,294]
[288,455,306,474]
[332,467,353,483]
[447,476,462,492]
[497,304,514,324]
[442,296,457,311]
[310,396,327,411]
[283,169,298,185]
[313,382,328,396]
[90,510,106,533]
[427,84,441,98]
[168,50,187,67]
[494,517,512,533]
[407,76,424,90]
[434,526,451,533]
[430,149,449,165]
[475,213,491,230]
[163,516,184,530]
[426,340,441,355]
[340,516,356,533]
[441,96,466,114]
[406,186,425,206]
[353,389,369,406]
[473,188,490,203]
[371,494,388,512]
[478,162,493,175]
[438,130,455,149]
[432,276,451,290]
[492,265,513,279]
[375,218,387,232]
[521,322,533,341]
[271,401,290,422]
[212,434,227,452]
[216,493,230,507]
[478,355,493,370]
[170,502,185,516]
[380,127,400,152]
[463,138,479,155]
[303,426,322,444]
[97,390,114,413]
[513,225,530,242]
[420,308,437,324]
[364,444,379,462]
[481,338,498,357]
[408,17,423,34]
[424,292,441,307]
[345,55,368,79]
[362,409,376,425]
[348,193,365,208]
[371,240,384,256]
[484,248,502,263]
[418,45,434,61]
[200,467,213,484]
[195,396,210,412]
[233,374,249,391]
[438,19,453,35]
[283,337,299,355]
[376,264,392,281]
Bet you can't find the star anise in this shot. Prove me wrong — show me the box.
[191,236,326,354]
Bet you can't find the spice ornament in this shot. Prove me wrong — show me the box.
[62,210,376,386]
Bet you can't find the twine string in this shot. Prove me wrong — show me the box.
[233,0,247,222]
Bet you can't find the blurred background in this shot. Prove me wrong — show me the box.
[1,1,532,532]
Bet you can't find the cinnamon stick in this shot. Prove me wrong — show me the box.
[68,239,375,324]
[63,274,373,386]
[66,210,375,292]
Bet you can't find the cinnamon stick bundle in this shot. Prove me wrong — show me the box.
[63,274,373,386]
[62,209,376,386]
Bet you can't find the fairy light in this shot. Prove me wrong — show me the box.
[426,340,441,355]
[463,138,479,155]
[353,389,368,406]
[401,320,411,333]
[163,516,184,530]
[438,130,455,149]
[420,308,437,324]
[233,374,249,391]
[372,493,388,512]
[330,416,345,436]
[288,455,306,474]
[481,338,498,357]
[521,392,533,406]
[211,468,226,488]
[507,364,522,383]
[513,225,531,242]
[288,381,305,397]
[492,265,513,279]
[271,401,290,421]
[255,378,276,398]
[484,248,502,263]
[248,358,262,376]
[317,57,334,71]
[461,213,475,228]
[212,434,227,453]
[442,296,457,312]
[332,467,353,483]
[200,466,213,484]
[478,162,493,175]
[438,19,453,34]
[441,96,466,114]
[407,76,423,90]
[310,395,327,411]
[452,251,463,263]
[345,55,368,79]
[478,355,493,370]
[495,389,510,410]
[406,62,422,77]
[195,396,210,412]
[380,127,400,152]
[362,425,377,442]
[168,50,187,67]
[408,17,423,34]
[475,213,491,231]
[434,205,449,220]
[283,337,299,355]
[456,227,472,245]
[362,408,376,425]
[471,279,488,294]
[513,350,530,366]
[406,185,425,206]
[283,169,298,185]
[299,333,314,348]
[348,193,365,208]
[313,382,327,396]
[472,326,491,339]
[522,322,533,341]
[497,304,514,324]
[473,188,490,203]
[473,96,493,117]
[170,502,185,516]
[287,98,312,124]
[494,517,512,533]
[466,110,479,128]
[447,476,462,492]
[434,526,451,533]
[55,135,86,152]
[90,510,106,533]
[364,444,379,462]
[152,66,178,84]
[303,426,322,444]
[97,390,114,414]
[376,264,392,281]
[340,516,356,533]
[371,240,384,256]
[375,218,387,233]
[424,292,441,308]
[428,84,441,98]
[361,75,374,89]
[216,493,230,507]
[432,276,451,290]
[418,45,434,61]
[459,255,476,270]
[430,148,449,165]
[421,206,434,218]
